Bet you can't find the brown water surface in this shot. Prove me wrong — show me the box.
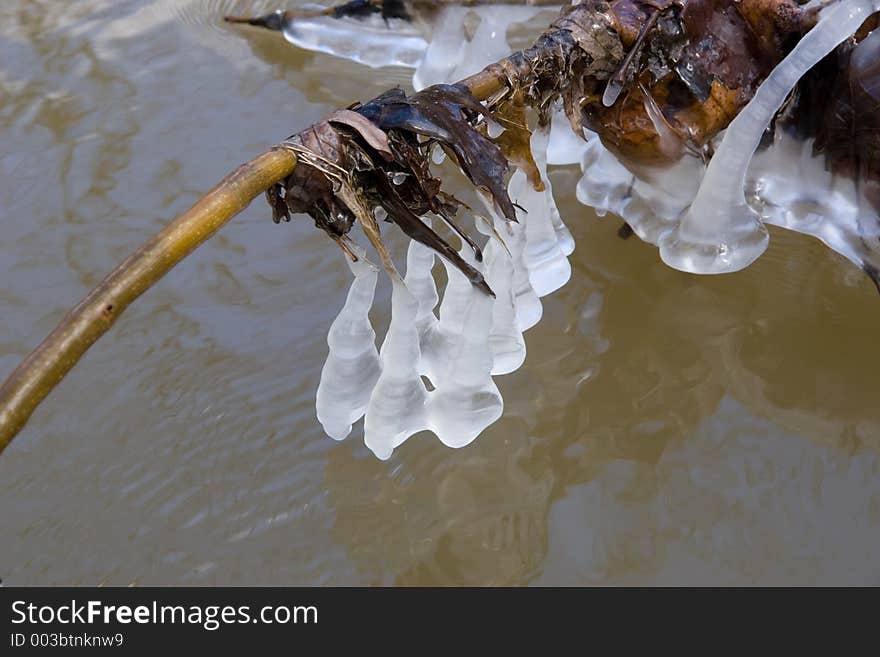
[1,0,879,585]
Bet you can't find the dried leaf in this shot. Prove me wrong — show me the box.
[373,174,493,296]
[492,87,543,191]
[327,109,393,160]
[356,84,518,222]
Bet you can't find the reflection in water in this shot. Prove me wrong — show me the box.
[0,1,879,585]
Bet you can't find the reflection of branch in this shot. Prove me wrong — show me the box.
[0,4,577,453]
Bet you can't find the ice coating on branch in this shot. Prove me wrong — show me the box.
[413,6,549,90]
[281,10,428,68]
[659,0,880,274]
[574,121,703,244]
[316,245,381,440]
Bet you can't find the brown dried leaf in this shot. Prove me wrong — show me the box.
[492,87,543,192]
[327,109,393,160]
[356,85,518,222]
[374,174,493,296]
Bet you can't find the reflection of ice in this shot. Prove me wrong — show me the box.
[319,135,586,459]
[537,397,880,585]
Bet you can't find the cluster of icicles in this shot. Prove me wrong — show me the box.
[317,127,572,459]
[297,0,880,458]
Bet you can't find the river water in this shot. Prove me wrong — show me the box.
[1,0,879,585]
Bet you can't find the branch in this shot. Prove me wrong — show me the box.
[0,33,537,453]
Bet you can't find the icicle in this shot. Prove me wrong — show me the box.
[280,9,428,69]
[363,280,429,460]
[316,244,381,440]
[412,7,469,90]
[402,218,443,381]
[510,133,572,296]
[659,0,880,274]
[546,103,588,166]
[532,124,575,256]
[486,245,526,375]
[426,251,503,448]
[413,5,547,90]
[476,216,526,375]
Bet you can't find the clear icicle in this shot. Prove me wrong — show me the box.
[413,5,547,90]
[411,6,469,90]
[479,217,527,375]
[659,0,880,274]
[426,251,503,448]
[363,280,429,460]
[402,219,443,381]
[316,244,381,440]
[533,125,575,257]
[547,103,588,166]
[510,170,570,297]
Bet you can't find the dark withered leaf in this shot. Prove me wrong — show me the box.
[281,122,359,241]
[266,183,289,223]
[274,86,506,296]
[356,84,518,222]
[374,174,493,296]
[433,204,483,263]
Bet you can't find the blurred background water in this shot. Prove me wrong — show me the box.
[1,0,879,585]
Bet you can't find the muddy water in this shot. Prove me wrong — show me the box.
[1,0,879,586]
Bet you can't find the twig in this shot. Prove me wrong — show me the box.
[0,48,528,454]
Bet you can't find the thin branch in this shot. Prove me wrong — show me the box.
[0,149,295,452]
[0,45,526,454]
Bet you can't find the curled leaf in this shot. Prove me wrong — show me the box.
[269,83,522,296]
[356,84,518,222]
[491,86,543,191]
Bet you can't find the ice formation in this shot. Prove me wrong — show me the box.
[272,3,554,83]
[659,0,880,274]
[280,8,428,68]
[412,5,550,90]
[318,128,575,458]
[301,0,879,457]
[572,1,880,281]
[315,244,381,440]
